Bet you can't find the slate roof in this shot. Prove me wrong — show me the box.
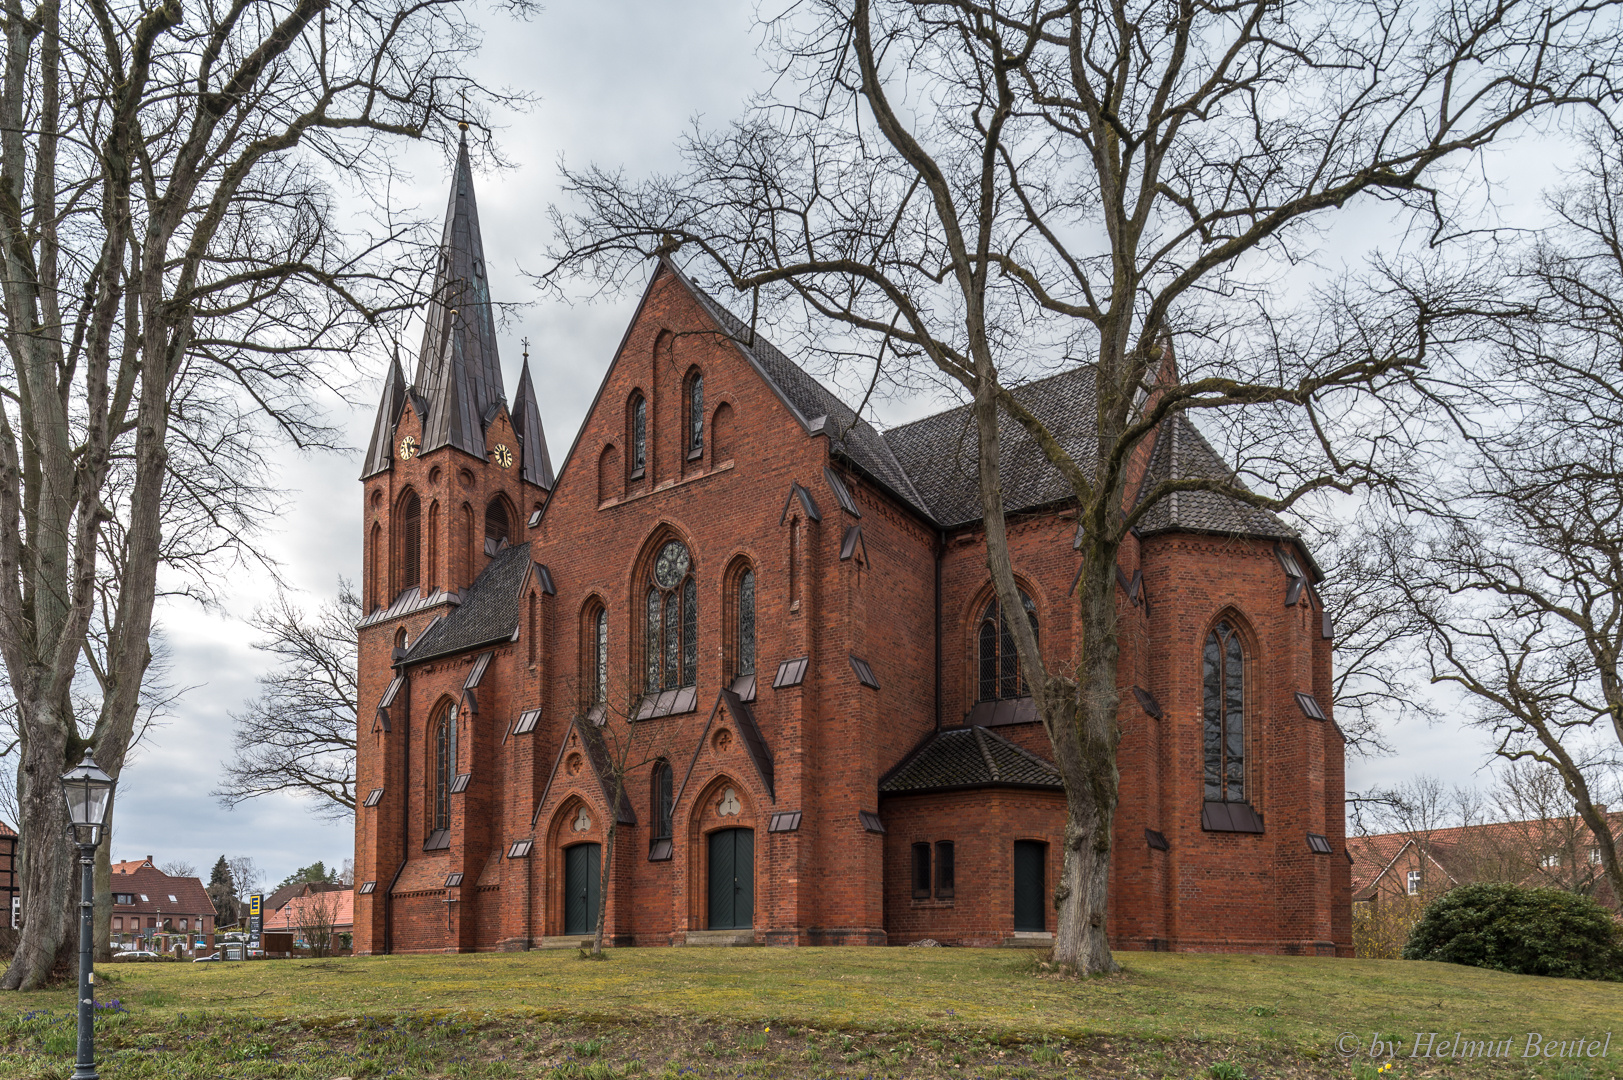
[1133,412,1298,540]
[401,542,531,663]
[883,368,1100,527]
[411,131,507,461]
[667,261,1293,541]
[510,356,555,489]
[880,726,1063,795]
[664,261,931,518]
[360,355,408,479]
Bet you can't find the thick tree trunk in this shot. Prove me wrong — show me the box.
[2,708,76,990]
[971,359,1121,975]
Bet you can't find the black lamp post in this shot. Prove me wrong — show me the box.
[60,750,114,1080]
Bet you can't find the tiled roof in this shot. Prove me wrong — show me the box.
[401,542,531,662]
[0,819,15,839]
[109,864,213,918]
[664,261,931,518]
[265,880,345,914]
[880,726,1063,795]
[883,368,1100,528]
[264,889,353,931]
[1133,412,1297,540]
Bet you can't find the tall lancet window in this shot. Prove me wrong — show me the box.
[688,373,704,455]
[433,703,458,833]
[735,568,755,677]
[1203,619,1246,802]
[645,540,696,691]
[399,492,422,590]
[631,395,647,476]
[977,591,1037,701]
[592,608,608,703]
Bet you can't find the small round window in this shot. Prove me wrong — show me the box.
[653,541,691,589]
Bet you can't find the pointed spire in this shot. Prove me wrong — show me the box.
[412,127,507,459]
[510,344,555,490]
[360,354,409,479]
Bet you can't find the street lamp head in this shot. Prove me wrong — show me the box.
[60,750,114,848]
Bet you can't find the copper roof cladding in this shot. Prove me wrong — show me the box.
[361,354,409,479]
[412,131,508,461]
[880,725,1063,795]
[510,356,555,489]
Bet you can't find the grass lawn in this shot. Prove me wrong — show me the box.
[1,948,1618,1079]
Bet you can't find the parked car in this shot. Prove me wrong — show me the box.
[191,953,222,963]
[115,950,161,961]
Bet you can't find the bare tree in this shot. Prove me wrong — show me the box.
[1387,130,1623,913]
[546,0,1622,973]
[294,889,341,957]
[158,861,196,879]
[0,0,525,988]
[215,582,360,821]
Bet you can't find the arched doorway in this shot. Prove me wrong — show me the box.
[1013,840,1047,932]
[707,828,753,930]
[564,843,600,935]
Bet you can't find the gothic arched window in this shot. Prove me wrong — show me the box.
[591,607,608,703]
[485,496,511,546]
[1203,619,1246,803]
[399,491,422,590]
[687,371,704,455]
[630,394,647,476]
[645,539,696,691]
[652,761,673,840]
[977,591,1038,701]
[432,703,458,834]
[735,567,755,677]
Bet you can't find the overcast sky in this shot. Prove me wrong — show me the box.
[105,0,1523,888]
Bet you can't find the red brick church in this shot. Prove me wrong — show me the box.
[351,136,1353,956]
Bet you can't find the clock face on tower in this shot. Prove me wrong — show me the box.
[492,443,513,469]
[397,435,419,461]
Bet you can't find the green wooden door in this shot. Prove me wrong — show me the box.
[564,843,600,935]
[1013,840,1046,932]
[707,828,754,929]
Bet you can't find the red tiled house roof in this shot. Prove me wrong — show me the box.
[264,889,353,932]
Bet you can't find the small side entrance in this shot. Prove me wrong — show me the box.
[1013,840,1047,932]
[707,828,754,930]
[564,842,600,935]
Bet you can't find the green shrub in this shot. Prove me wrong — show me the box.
[1402,883,1623,980]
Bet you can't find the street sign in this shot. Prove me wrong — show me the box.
[248,893,262,948]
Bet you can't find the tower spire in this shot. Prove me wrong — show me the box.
[511,343,554,490]
[360,352,409,479]
[412,129,506,459]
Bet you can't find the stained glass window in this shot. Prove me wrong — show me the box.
[593,608,608,703]
[976,591,1038,701]
[632,395,647,473]
[433,705,457,832]
[644,540,696,692]
[1203,620,1245,802]
[689,374,704,453]
[736,569,756,676]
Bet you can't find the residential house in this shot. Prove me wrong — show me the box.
[110,856,215,951]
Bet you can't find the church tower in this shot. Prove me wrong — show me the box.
[359,126,553,614]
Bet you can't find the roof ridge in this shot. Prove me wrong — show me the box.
[881,366,1095,438]
[659,258,932,518]
[979,726,1061,775]
[971,725,999,782]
